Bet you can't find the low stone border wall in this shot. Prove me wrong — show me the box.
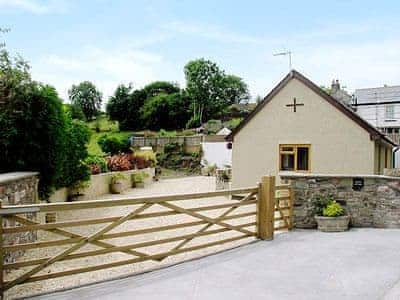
[49,168,155,202]
[280,173,400,229]
[0,172,39,263]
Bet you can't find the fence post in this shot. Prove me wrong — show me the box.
[257,176,275,240]
[0,200,4,299]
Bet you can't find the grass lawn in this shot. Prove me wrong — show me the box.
[88,131,134,156]
[86,115,134,156]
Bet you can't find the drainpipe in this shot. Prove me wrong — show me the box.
[393,146,400,168]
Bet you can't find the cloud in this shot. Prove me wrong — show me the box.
[0,0,68,14]
[163,21,269,45]
[32,46,176,104]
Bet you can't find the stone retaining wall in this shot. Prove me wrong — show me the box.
[280,173,400,229]
[0,172,39,263]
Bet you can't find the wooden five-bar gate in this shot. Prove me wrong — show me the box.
[0,176,293,298]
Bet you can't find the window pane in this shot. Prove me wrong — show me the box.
[297,147,309,170]
[385,105,395,119]
[281,146,294,152]
[281,154,294,171]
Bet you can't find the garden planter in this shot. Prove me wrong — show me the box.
[315,215,350,232]
[69,194,86,201]
[135,182,145,188]
[110,180,125,194]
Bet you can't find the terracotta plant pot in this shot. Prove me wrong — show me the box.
[315,215,350,232]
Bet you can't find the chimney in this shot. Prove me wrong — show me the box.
[331,79,340,93]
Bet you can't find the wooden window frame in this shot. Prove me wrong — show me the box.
[279,144,311,172]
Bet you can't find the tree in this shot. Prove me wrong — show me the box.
[106,81,180,131]
[64,103,86,121]
[222,75,250,105]
[184,58,225,124]
[143,81,180,98]
[184,58,249,124]
[68,81,102,120]
[140,92,191,130]
[106,84,147,130]
[0,48,90,198]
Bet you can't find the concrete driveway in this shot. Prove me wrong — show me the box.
[29,229,400,300]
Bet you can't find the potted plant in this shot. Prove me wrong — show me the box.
[131,172,149,188]
[69,180,89,201]
[312,196,350,232]
[110,173,128,194]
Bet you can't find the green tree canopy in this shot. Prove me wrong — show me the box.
[106,84,147,130]
[143,81,180,98]
[140,92,191,130]
[68,81,102,120]
[184,58,249,124]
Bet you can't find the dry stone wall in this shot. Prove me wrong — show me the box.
[280,173,400,229]
[0,172,39,263]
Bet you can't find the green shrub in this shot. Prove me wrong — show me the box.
[225,117,242,130]
[98,134,130,155]
[57,119,91,188]
[186,115,201,129]
[0,48,91,199]
[323,201,345,217]
[85,155,107,174]
[134,149,157,167]
[131,172,149,183]
[157,129,177,137]
[311,195,334,216]
[110,172,128,183]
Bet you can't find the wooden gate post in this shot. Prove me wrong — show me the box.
[257,176,275,240]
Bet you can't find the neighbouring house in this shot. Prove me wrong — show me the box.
[354,84,400,145]
[201,127,232,168]
[227,70,396,188]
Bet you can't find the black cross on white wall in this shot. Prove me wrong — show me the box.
[286,97,304,112]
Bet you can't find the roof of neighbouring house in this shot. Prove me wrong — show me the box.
[216,127,232,136]
[226,69,396,146]
[355,85,400,104]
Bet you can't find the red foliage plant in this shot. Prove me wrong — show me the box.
[133,156,151,169]
[89,164,102,175]
[106,153,152,171]
[107,154,133,171]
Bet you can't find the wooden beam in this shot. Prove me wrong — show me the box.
[9,215,153,261]
[160,202,255,236]
[0,187,258,213]
[257,176,275,240]
[160,191,257,260]
[12,234,252,284]
[4,201,257,234]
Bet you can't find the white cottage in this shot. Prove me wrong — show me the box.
[227,70,395,188]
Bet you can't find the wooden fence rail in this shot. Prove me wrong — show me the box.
[0,176,293,298]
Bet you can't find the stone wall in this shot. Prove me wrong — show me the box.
[280,173,400,229]
[0,172,39,263]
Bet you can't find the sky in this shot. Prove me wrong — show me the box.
[1,0,400,104]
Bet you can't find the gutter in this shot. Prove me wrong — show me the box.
[393,146,400,168]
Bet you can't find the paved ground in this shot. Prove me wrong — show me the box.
[29,228,400,300]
